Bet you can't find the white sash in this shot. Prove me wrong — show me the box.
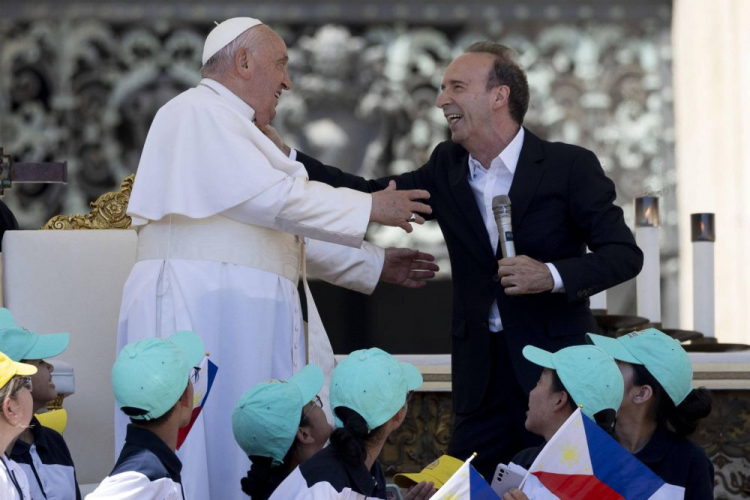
[136,214,336,414]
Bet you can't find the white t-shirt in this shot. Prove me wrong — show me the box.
[0,455,31,500]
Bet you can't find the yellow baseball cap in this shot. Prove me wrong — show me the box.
[393,455,463,489]
[0,350,37,389]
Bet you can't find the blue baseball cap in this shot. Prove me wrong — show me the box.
[523,345,624,419]
[0,308,69,361]
[112,331,205,420]
[330,348,423,430]
[232,364,324,465]
[587,328,693,406]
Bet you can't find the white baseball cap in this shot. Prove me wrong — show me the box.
[202,17,264,65]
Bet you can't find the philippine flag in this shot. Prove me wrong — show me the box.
[431,455,501,500]
[176,356,218,450]
[523,409,685,499]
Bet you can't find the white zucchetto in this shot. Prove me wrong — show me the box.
[202,17,263,65]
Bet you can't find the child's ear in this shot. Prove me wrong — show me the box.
[296,426,315,445]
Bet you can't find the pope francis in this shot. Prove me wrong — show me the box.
[116,18,434,500]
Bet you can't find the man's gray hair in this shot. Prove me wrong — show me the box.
[200,26,264,78]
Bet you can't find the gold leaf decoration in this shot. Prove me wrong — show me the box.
[42,174,134,230]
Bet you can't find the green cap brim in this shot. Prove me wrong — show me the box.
[168,331,205,368]
[586,333,641,364]
[288,364,324,404]
[23,332,70,360]
[522,345,555,369]
[400,361,423,391]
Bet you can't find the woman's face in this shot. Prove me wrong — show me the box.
[24,359,58,409]
[301,399,332,448]
[617,361,640,413]
[3,378,34,430]
[16,384,34,426]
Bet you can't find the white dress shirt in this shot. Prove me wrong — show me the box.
[467,127,564,332]
[291,127,564,333]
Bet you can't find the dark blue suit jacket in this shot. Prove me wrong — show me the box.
[299,128,643,414]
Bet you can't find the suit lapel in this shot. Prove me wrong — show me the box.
[508,128,546,233]
[448,150,494,259]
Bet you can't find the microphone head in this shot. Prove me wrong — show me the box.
[492,195,511,209]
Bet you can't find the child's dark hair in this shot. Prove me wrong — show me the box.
[551,370,617,434]
[329,407,385,466]
[631,364,712,437]
[239,411,310,499]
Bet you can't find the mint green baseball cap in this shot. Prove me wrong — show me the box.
[330,348,423,430]
[0,308,70,362]
[523,345,624,419]
[587,328,693,406]
[113,331,205,420]
[232,363,324,465]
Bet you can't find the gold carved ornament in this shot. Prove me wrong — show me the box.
[41,174,134,230]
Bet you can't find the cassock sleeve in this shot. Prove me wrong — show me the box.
[221,175,371,248]
[129,94,372,248]
[304,238,385,295]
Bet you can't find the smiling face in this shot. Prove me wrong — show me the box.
[241,27,292,126]
[24,359,57,412]
[525,368,570,438]
[435,52,500,149]
[301,399,332,447]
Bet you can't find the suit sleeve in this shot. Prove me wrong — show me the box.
[551,149,644,302]
[296,150,438,220]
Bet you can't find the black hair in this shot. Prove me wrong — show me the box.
[631,364,712,437]
[239,409,311,498]
[329,407,385,467]
[126,404,176,427]
[464,41,530,124]
[550,370,617,434]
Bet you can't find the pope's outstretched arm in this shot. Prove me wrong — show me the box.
[127,96,431,249]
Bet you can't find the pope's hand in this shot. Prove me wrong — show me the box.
[404,481,437,500]
[370,181,431,232]
[258,124,291,156]
[381,248,439,288]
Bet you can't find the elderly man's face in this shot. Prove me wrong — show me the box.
[435,53,497,147]
[246,29,292,126]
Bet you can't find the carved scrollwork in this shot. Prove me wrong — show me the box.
[380,392,453,475]
[41,174,134,230]
[692,391,750,498]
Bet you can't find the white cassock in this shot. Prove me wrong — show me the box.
[116,78,384,500]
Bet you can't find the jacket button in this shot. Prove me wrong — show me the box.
[492,274,500,283]
[482,322,488,329]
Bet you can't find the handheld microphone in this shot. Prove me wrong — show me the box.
[492,195,516,259]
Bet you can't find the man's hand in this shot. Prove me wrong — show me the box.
[503,488,529,500]
[258,124,291,156]
[381,248,439,288]
[370,181,432,233]
[404,481,437,500]
[498,255,554,295]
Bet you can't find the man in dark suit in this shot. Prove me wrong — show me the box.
[264,41,643,479]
